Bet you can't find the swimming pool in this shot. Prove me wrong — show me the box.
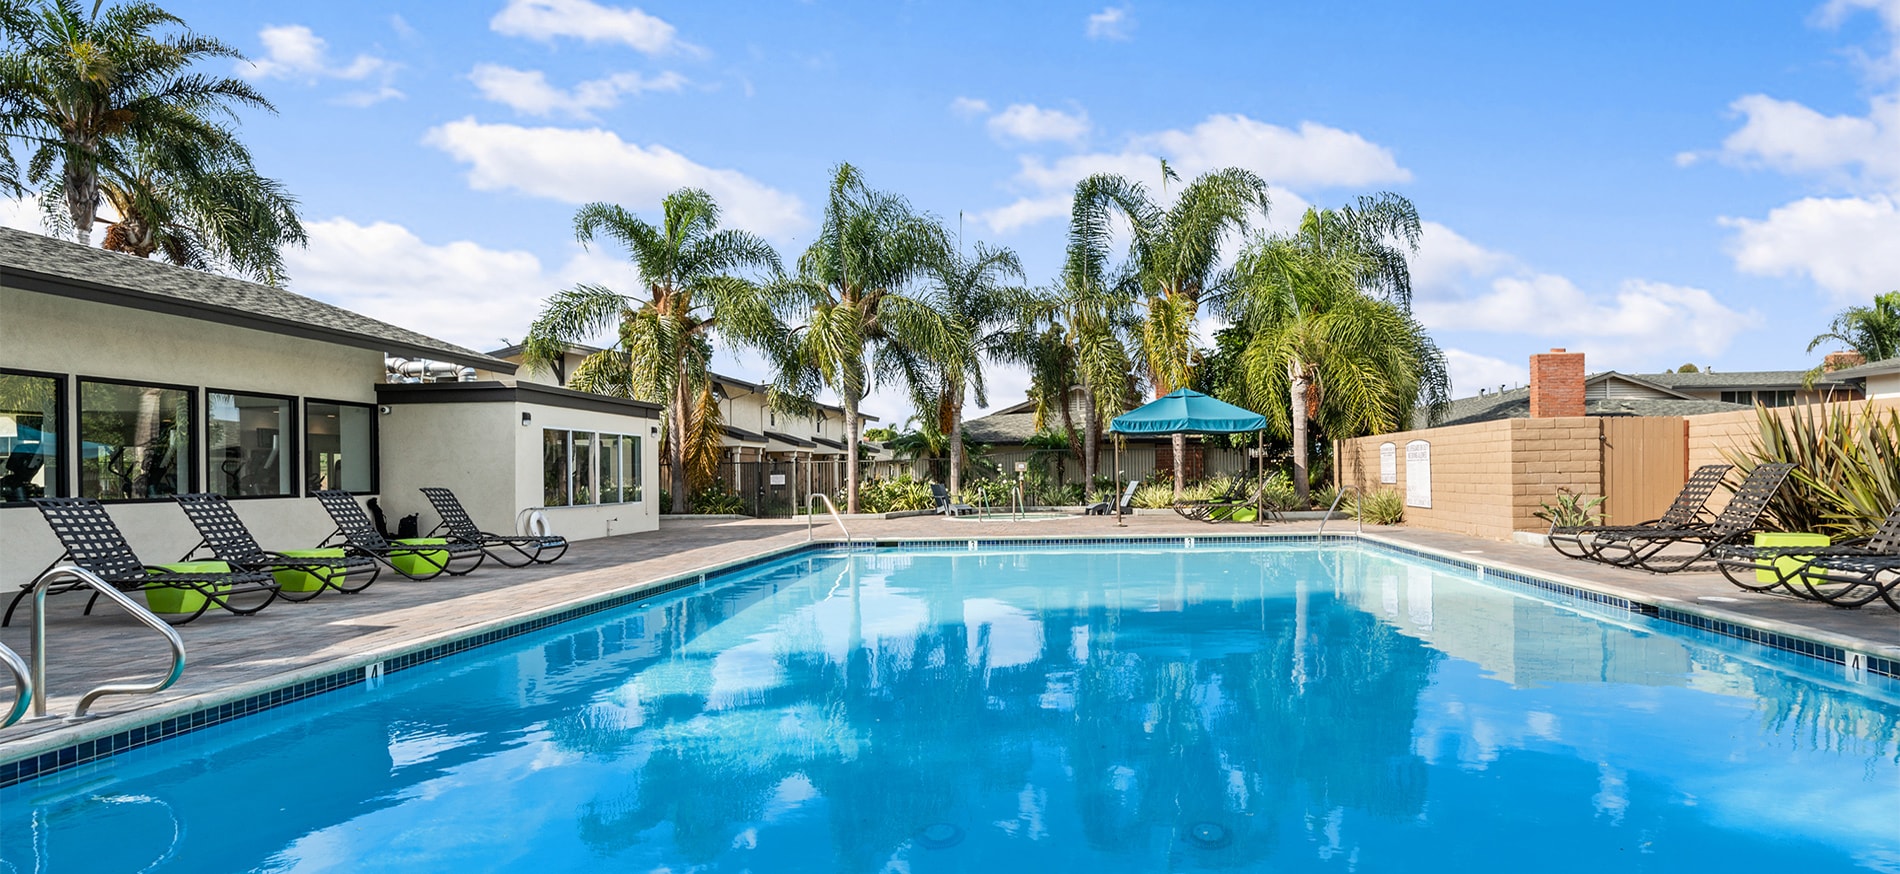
[3,542,1897,872]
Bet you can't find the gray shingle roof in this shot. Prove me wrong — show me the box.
[1424,386,1751,428]
[2,227,510,371]
[1639,369,1845,389]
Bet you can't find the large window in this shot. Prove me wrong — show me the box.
[0,370,62,503]
[543,429,569,507]
[208,391,295,498]
[79,379,193,500]
[543,429,642,506]
[305,401,374,493]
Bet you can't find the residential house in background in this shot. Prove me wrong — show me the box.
[1428,363,1858,427]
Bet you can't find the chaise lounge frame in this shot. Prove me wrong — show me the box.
[420,487,569,566]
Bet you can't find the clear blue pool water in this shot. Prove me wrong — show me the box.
[3,543,1898,873]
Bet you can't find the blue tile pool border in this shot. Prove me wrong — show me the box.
[3,532,1894,788]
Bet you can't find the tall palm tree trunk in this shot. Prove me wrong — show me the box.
[1082,391,1100,487]
[1171,433,1186,500]
[949,395,965,495]
[1289,363,1311,505]
[64,152,99,241]
[670,375,689,513]
[842,394,862,514]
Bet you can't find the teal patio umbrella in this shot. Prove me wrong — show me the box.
[1108,390,1269,525]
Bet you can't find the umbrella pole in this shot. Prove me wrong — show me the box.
[1115,439,1125,528]
[1256,430,1264,528]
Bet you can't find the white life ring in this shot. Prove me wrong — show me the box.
[516,508,552,538]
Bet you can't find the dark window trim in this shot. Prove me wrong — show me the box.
[304,397,379,496]
[75,374,198,503]
[0,366,68,506]
[207,387,302,501]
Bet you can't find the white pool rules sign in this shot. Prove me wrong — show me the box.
[1404,440,1431,508]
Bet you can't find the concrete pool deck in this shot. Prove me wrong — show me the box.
[3,514,1897,774]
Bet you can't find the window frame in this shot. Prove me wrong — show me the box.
[0,367,69,507]
[542,429,644,507]
[206,387,301,501]
[74,374,200,503]
[303,397,379,496]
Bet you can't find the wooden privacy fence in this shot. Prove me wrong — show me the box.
[1599,417,1688,526]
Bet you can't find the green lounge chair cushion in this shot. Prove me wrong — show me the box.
[145,561,234,614]
[1753,532,1830,583]
[273,548,348,592]
[390,538,451,577]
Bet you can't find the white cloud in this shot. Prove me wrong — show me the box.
[423,118,807,239]
[490,0,697,55]
[973,113,1407,233]
[1416,274,1759,368]
[1410,222,1512,295]
[1722,194,1900,301]
[986,103,1091,144]
[469,64,686,119]
[1717,93,1900,187]
[284,219,554,351]
[1817,0,1900,77]
[1086,6,1134,41]
[978,194,1074,234]
[238,25,401,104]
[1443,349,1529,396]
[949,96,991,118]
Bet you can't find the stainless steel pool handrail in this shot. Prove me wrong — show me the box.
[0,640,29,729]
[1319,484,1364,538]
[27,566,187,721]
[806,493,853,550]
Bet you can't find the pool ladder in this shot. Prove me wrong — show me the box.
[807,493,854,551]
[1,640,28,729]
[1318,484,1365,538]
[10,566,187,724]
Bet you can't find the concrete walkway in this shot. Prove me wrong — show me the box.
[3,514,1895,762]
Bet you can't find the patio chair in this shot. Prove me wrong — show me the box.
[929,483,977,517]
[312,490,485,581]
[1547,463,1732,560]
[1173,478,1250,522]
[3,498,281,626]
[1713,502,1900,609]
[173,493,381,600]
[1586,463,1796,573]
[420,486,569,566]
[1085,481,1140,516]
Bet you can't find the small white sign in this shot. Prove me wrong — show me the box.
[1405,440,1431,508]
[769,474,786,486]
[1379,442,1397,484]
[1014,461,1028,473]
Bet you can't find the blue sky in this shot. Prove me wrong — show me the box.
[9,0,1899,421]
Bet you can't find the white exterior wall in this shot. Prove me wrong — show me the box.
[1861,372,1900,400]
[0,287,383,590]
[377,398,659,542]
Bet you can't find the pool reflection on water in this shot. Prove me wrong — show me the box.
[4,545,1897,873]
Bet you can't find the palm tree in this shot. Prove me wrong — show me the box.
[0,0,282,247]
[777,163,956,513]
[523,189,784,514]
[913,241,1030,494]
[1808,291,1900,364]
[1070,163,1270,497]
[95,137,305,283]
[1219,196,1449,502]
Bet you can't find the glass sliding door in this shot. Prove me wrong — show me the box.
[208,391,295,498]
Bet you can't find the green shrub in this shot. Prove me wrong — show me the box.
[1132,482,1177,509]
[1729,402,1900,537]
[852,475,936,513]
[690,483,747,515]
[957,478,1015,508]
[1346,488,1405,525]
[1534,489,1606,528]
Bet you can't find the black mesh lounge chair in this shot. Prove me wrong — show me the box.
[1085,481,1140,516]
[1173,479,1259,523]
[313,490,484,581]
[420,487,568,566]
[1713,503,1900,609]
[3,498,281,626]
[1547,463,1732,560]
[1587,463,1796,573]
[173,493,381,600]
[928,483,977,517]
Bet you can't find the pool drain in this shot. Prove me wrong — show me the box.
[1186,821,1232,849]
[915,822,964,849]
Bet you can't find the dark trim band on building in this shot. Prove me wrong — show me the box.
[377,381,662,419]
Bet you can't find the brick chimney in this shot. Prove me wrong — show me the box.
[1824,351,1867,372]
[1529,348,1586,418]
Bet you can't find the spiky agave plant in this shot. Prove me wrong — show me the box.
[1726,401,1900,536]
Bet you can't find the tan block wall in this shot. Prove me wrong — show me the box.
[1337,417,1600,540]
[1684,398,1900,512]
